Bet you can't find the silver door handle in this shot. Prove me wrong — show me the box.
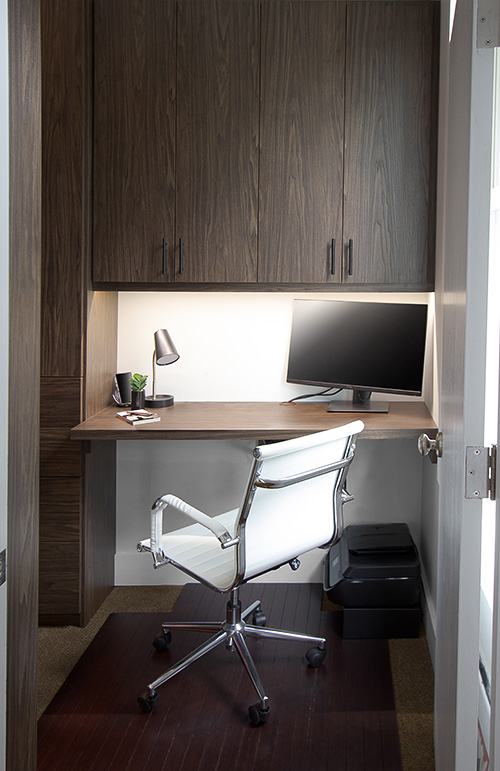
[418,431,443,460]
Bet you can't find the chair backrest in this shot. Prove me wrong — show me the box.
[235,420,364,582]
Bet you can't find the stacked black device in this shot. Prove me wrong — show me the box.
[324,523,421,639]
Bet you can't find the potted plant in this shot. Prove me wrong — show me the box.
[129,373,148,409]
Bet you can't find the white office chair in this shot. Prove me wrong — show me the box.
[137,420,364,724]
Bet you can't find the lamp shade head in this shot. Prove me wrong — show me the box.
[154,328,179,366]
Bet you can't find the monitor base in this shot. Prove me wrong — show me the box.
[327,401,390,414]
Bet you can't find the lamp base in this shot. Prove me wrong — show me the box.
[144,394,174,408]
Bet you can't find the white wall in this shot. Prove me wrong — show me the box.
[115,291,435,592]
[0,1,8,767]
[117,291,434,406]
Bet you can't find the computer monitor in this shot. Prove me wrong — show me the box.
[286,299,428,413]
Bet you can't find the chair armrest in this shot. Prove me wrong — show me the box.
[255,454,354,489]
[150,494,238,553]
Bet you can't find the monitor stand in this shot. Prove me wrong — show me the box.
[327,401,390,413]
[327,390,390,414]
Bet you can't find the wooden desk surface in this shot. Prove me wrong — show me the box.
[70,401,436,441]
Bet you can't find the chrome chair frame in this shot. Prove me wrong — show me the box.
[144,588,326,722]
[137,424,362,724]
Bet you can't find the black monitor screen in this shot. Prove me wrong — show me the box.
[286,299,428,407]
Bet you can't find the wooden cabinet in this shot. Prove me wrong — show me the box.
[92,0,438,289]
[259,0,437,287]
[342,1,438,287]
[93,0,259,284]
[93,0,176,283]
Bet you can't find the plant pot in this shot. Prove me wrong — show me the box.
[131,390,145,410]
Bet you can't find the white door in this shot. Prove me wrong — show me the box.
[433,0,496,768]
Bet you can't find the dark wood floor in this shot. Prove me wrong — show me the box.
[38,583,402,770]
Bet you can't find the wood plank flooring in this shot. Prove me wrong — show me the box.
[38,584,402,770]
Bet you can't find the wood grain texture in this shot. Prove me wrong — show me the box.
[343,1,439,286]
[176,0,259,282]
[70,400,437,441]
[259,1,345,283]
[85,291,118,418]
[40,431,83,477]
[93,0,176,283]
[41,0,85,377]
[39,477,82,542]
[41,0,117,628]
[39,541,81,616]
[39,542,81,577]
[7,0,41,766]
[40,377,82,427]
[37,585,402,770]
[82,441,116,625]
[90,279,436,292]
[91,0,437,292]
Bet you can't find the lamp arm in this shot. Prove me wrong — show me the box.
[151,350,156,399]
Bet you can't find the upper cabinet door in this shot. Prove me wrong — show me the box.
[93,0,176,284]
[258,1,346,284]
[175,1,259,282]
[343,1,438,287]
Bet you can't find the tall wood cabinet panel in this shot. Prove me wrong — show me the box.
[342,1,438,286]
[93,0,176,283]
[258,1,346,284]
[175,1,259,282]
[93,0,259,285]
[41,0,117,627]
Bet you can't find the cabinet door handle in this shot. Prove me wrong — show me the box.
[162,237,167,275]
[179,237,184,275]
[331,238,335,276]
[348,238,353,276]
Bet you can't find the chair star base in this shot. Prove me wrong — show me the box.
[138,587,327,725]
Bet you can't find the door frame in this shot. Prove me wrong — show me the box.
[0,0,8,766]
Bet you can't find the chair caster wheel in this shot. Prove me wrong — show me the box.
[248,702,270,726]
[305,646,326,668]
[252,609,267,627]
[138,690,159,713]
[153,630,172,651]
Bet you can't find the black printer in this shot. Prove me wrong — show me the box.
[324,523,421,638]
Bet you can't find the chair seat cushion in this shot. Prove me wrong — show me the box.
[139,509,239,590]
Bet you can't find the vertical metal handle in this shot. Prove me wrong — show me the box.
[179,237,183,275]
[348,238,353,276]
[162,238,167,275]
[330,238,335,276]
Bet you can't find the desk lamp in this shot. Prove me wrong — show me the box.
[145,328,180,408]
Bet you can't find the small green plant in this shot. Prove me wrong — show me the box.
[129,373,148,392]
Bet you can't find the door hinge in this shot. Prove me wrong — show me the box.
[465,445,497,501]
[477,0,500,48]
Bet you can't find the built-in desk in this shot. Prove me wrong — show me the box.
[71,400,436,441]
[68,401,436,626]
